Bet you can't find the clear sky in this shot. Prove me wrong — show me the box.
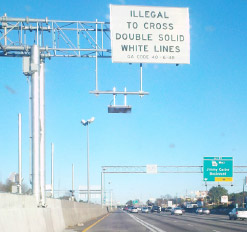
[1,0,247,204]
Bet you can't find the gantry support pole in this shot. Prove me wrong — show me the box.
[31,44,40,202]
[40,59,46,206]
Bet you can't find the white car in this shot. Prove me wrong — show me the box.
[202,208,210,215]
[171,207,183,215]
[131,207,138,213]
[196,208,203,214]
[229,208,247,220]
[141,207,149,213]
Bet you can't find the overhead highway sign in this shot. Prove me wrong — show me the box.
[203,157,233,182]
[110,5,190,64]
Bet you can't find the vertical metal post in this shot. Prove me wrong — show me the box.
[95,19,98,92]
[51,143,54,198]
[87,124,90,203]
[31,44,40,203]
[110,190,112,211]
[101,171,103,207]
[140,63,143,94]
[77,22,80,56]
[104,173,106,205]
[21,22,23,45]
[36,22,39,45]
[4,13,7,45]
[40,59,46,206]
[243,179,245,208]
[124,87,127,106]
[101,23,104,56]
[113,87,116,106]
[28,78,32,185]
[72,164,74,198]
[18,113,22,194]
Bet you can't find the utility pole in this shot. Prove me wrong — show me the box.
[18,113,22,194]
[243,178,245,208]
[101,171,104,207]
[51,143,54,198]
[72,164,74,201]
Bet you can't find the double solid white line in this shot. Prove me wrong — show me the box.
[127,213,166,232]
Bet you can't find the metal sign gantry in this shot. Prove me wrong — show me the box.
[0,13,149,206]
[0,13,113,206]
[0,13,111,58]
[100,165,247,206]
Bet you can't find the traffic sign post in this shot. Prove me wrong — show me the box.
[203,157,233,182]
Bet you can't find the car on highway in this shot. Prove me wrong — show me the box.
[151,205,161,213]
[130,207,138,213]
[171,207,183,215]
[229,208,247,220]
[141,207,149,213]
[161,207,166,212]
[196,208,203,214]
[165,207,173,212]
[202,208,210,215]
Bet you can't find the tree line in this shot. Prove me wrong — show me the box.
[125,186,247,208]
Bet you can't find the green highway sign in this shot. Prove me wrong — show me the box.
[203,157,233,182]
[132,200,139,204]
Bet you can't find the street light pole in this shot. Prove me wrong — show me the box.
[87,122,90,204]
[81,117,95,204]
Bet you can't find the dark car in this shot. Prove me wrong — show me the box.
[151,206,161,213]
[165,207,173,212]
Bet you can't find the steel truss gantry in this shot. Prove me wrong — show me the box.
[0,14,112,206]
[102,165,247,173]
[0,13,111,58]
[100,165,247,206]
[0,13,148,95]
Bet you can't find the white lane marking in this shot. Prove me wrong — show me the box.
[212,230,221,232]
[127,213,166,232]
[187,224,194,227]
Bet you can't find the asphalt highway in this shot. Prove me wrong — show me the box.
[67,209,247,232]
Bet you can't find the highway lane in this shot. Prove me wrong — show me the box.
[136,211,247,232]
[67,210,150,232]
[66,209,247,232]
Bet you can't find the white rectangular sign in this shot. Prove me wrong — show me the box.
[168,201,173,207]
[110,5,190,64]
[146,164,157,174]
[221,195,228,203]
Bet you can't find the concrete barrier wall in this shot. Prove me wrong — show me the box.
[0,193,107,232]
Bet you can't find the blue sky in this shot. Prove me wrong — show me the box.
[1,0,247,204]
